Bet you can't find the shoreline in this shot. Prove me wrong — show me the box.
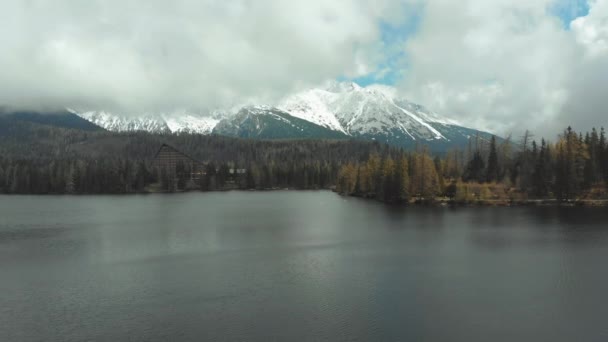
[2,188,608,207]
[430,198,608,207]
[378,198,608,207]
[335,191,608,207]
[0,187,326,197]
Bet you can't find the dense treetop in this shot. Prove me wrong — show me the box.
[1,117,606,203]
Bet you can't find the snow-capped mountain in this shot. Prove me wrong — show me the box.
[71,82,495,151]
[162,111,220,134]
[72,110,170,133]
[278,81,461,141]
[213,106,347,140]
[70,109,221,135]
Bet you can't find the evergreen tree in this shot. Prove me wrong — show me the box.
[396,155,410,202]
[65,164,75,194]
[486,135,500,183]
[245,163,256,189]
[600,127,607,183]
[365,153,381,196]
[464,151,485,183]
[532,139,550,197]
[380,157,396,202]
[434,156,446,195]
[0,165,5,192]
[10,165,20,194]
[555,127,588,200]
[336,163,357,195]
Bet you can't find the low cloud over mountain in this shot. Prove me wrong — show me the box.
[1,0,606,137]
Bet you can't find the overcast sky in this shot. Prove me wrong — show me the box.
[1,0,606,137]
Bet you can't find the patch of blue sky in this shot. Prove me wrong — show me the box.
[341,8,422,87]
[549,0,590,29]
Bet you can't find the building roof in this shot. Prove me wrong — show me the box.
[153,143,204,165]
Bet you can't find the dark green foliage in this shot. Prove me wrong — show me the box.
[601,128,608,185]
[463,151,485,182]
[554,127,585,201]
[0,110,103,131]
[2,118,608,202]
[532,139,552,197]
[0,119,386,194]
[486,136,499,183]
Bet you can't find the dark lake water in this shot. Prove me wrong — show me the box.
[2,191,608,341]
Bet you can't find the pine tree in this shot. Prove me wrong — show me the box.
[396,155,410,202]
[600,127,607,184]
[555,143,568,200]
[65,164,75,194]
[246,163,257,190]
[337,163,357,195]
[486,135,499,183]
[532,139,550,197]
[434,156,446,195]
[380,157,396,202]
[0,165,4,192]
[516,131,536,191]
[354,166,361,194]
[357,164,370,194]
[366,153,381,196]
[555,127,589,200]
[464,151,485,183]
[499,135,514,182]
[582,128,600,188]
[411,149,439,199]
[444,149,462,180]
[565,127,579,199]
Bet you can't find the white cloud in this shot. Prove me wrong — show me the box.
[571,0,608,57]
[560,0,608,133]
[1,0,606,138]
[397,0,608,138]
[0,0,404,112]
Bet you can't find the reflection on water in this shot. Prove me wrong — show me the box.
[1,192,608,342]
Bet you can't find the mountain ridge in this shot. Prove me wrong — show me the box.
[0,109,103,132]
[69,82,496,151]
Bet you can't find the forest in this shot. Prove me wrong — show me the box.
[1,116,607,204]
[336,127,608,204]
[0,118,389,194]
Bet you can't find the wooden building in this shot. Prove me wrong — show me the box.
[152,144,248,192]
[153,144,205,179]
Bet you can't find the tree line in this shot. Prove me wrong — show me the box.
[0,120,389,194]
[337,127,608,203]
[0,157,346,194]
[1,119,607,201]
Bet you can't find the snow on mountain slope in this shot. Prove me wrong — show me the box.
[213,105,347,140]
[277,89,346,133]
[162,112,219,134]
[70,81,495,151]
[279,81,463,142]
[73,110,170,133]
[71,109,220,134]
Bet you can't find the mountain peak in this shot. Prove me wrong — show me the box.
[324,80,362,93]
[72,82,493,152]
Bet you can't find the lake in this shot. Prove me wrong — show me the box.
[1,191,608,341]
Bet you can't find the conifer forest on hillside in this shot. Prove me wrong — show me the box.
[1,117,607,205]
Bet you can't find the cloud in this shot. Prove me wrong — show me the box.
[1,0,606,139]
[559,0,608,133]
[0,0,405,112]
[397,0,601,138]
